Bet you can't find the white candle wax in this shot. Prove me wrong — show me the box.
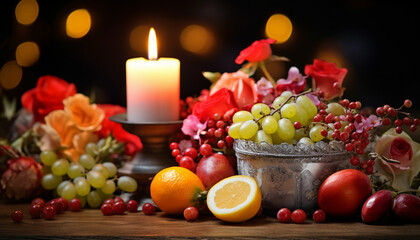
[126,57,180,122]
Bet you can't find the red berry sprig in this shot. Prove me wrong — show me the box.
[375,99,419,134]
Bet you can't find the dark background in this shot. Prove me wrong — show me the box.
[1,0,419,113]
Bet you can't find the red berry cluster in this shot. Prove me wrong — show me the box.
[170,111,236,172]
[375,99,419,134]
[11,197,71,222]
[276,208,325,223]
[179,90,210,119]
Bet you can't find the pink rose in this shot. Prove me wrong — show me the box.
[210,71,258,109]
[375,132,414,173]
[276,66,307,94]
[235,39,276,64]
[304,59,347,100]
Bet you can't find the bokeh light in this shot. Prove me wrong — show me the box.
[15,0,39,25]
[265,14,293,44]
[129,25,149,53]
[16,41,40,67]
[316,42,346,68]
[66,9,92,38]
[0,61,23,90]
[180,25,214,54]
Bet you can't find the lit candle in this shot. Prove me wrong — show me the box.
[126,28,180,122]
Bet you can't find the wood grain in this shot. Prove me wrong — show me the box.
[0,202,419,239]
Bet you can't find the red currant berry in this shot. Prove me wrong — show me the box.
[395,126,403,134]
[207,119,216,128]
[112,201,126,215]
[114,196,124,203]
[319,109,327,116]
[294,121,302,129]
[206,128,215,137]
[184,147,198,159]
[394,119,402,126]
[31,198,45,209]
[313,115,321,122]
[29,204,43,219]
[348,102,357,109]
[276,208,291,223]
[376,107,385,116]
[382,117,391,126]
[142,203,155,215]
[225,135,234,144]
[355,101,362,109]
[361,160,368,169]
[214,128,224,138]
[175,154,183,163]
[199,143,213,157]
[334,122,342,129]
[216,120,225,128]
[179,156,196,172]
[410,125,417,132]
[404,99,412,108]
[320,129,328,137]
[68,198,82,212]
[350,156,360,166]
[340,99,349,107]
[345,143,354,152]
[127,200,138,212]
[312,209,326,223]
[104,198,115,205]
[11,210,23,223]
[213,113,221,121]
[365,166,374,174]
[291,209,306,223]
[169,142,179,150]
[171,149,181,157]
[325,113,334,123]
[56,197,68,211]
[354,114,363,123]
[217,140,226,149]
[340,132,349,141]
[46,199,62,214]
[403,117,412,126]
[43,206,56,220]
[414,118,420,126]
[101,203,113,216]
[387,107,396,116]
[367,159,375,167]
[183,206,199,221]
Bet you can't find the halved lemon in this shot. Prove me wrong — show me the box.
[207,175,261,222]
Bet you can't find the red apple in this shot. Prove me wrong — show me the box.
[392,194,420,223]
[196,153,235,190]
[361,190,393,224]
[318,169,372,217]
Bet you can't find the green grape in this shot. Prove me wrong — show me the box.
[287,103,309,126]
[41,173,62,190]
[117,176,138,192]
[272,96,287,109]
[294,128,307,141]
[102,162,117,178]
[40,150,58,166]
[57,180,71,196]
[251,103,270,119]
[79,154,96,170]
[85,142,99,156]
[281,103,297,118]
[261,116,278,134]
[239,120,258,139]
[96,188,114,202]
[101,180,116,194]
[255,130,273,144]
[73,176,84,184]
[75,177,90,196]
[271,132,284,144]
[276,118,295,141]
[92,164,110,179]
[67,163,85,179]
[298,137,315,145]
[87,190,102,208]
[272,112,281,121]
[228,122,242,139]
[326,102,346,116]
[232,110,254,123]
[75,194,87,208]
[51,159,70,176]
[62,182,77,201]
[309,125,326,142]
[296,95,318,119]
[86,170,106,188]
[280,90,293,98]
[96,138,106,149]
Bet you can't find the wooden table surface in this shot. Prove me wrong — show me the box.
[1,202,419,240]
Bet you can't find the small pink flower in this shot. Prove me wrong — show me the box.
[256,77,275,104]
[354,116,368,133]
[276,67,307,94]
[366,115,381,129]
[181,115,207,140]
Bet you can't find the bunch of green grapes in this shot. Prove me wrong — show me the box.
[228,91,328,145]
[39,141,137,208]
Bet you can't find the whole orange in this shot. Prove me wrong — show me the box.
[317,169,372,217]
[150,166,205,215]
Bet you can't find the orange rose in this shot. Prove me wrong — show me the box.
[63,94,104,132]
[45,110,80,147]
[210,71,258,109]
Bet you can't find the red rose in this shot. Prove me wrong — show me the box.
[97,104,142,158]
[235,39,276,64]
[304,59,347,100]
[192,88,238,122]
[21,75,77,122]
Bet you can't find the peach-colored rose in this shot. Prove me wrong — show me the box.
[32,123,61,151]
[374,128,420,191]
[45,110,80,147]
[73,131,98,155]
[210,71,258,109]
[63,94,104,132]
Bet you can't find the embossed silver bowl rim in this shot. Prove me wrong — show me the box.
[234,139,349,160]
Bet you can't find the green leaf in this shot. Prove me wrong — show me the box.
[239,64,258,77]
[2,96,16,120]
[269,55,290,62]
[202,71,221,83]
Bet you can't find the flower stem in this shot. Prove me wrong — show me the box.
[259,61,276,87]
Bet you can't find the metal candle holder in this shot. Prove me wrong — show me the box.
[110,113,183,206]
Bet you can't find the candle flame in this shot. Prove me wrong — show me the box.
[148,28,158,60]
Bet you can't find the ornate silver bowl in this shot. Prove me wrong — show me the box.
[234,140,351,213]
